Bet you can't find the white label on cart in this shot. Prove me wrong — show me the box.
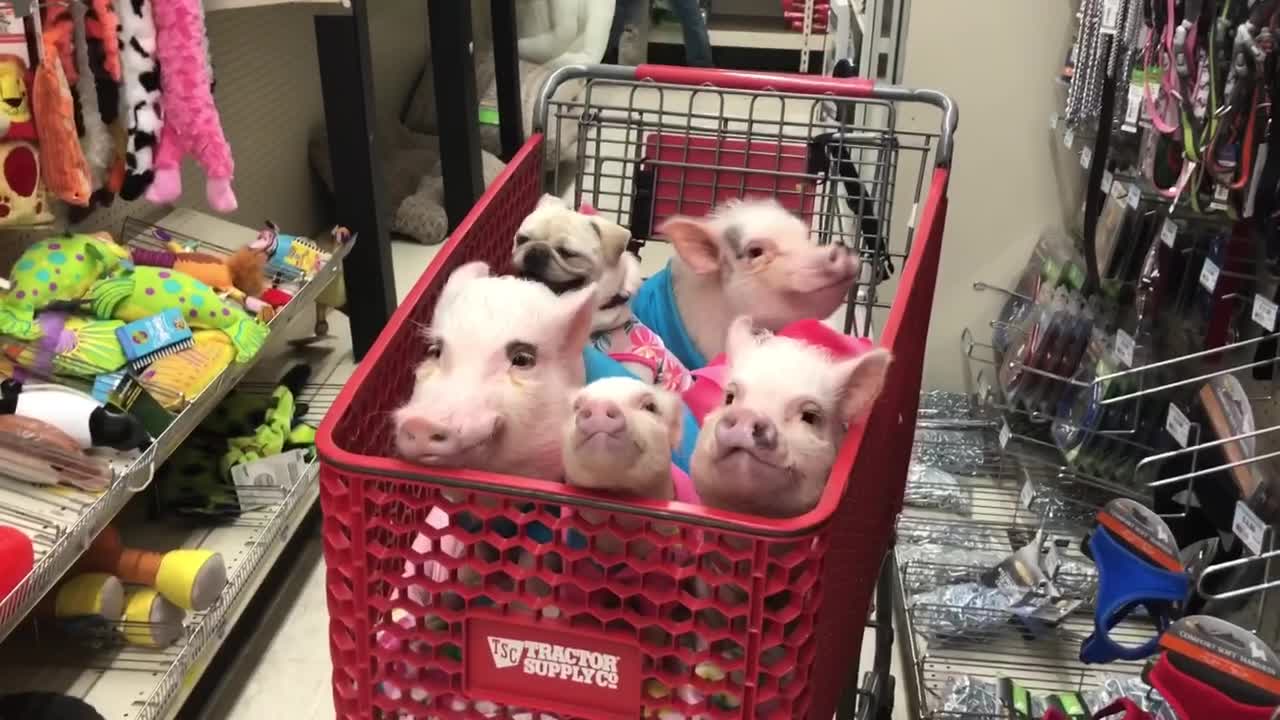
[1254,294,1278,332]
[1233,501,1268,556]
[1199,258,1220,292]
[1050,112,1060,130]
[1065,127,1075,148]
[999,420,1012,449]
[1115,328,1136,367]
[1166,403,1191,448]
[1160,217,1178,247]
[1080,146,1093,169]
[1019,478,1036,510]
[1101,170,1114,193]
[1128,182,1142,209]
[1101,0,1122,34]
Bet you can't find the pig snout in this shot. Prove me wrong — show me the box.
[396,412,504,462]
[715,407,778,452]
[576,398,626,436]
[822,246,857,278]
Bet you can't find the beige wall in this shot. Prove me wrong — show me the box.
[901,0,1083,391]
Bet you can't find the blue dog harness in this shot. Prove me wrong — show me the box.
[631,263,709,370]
[1080,525,1190,664]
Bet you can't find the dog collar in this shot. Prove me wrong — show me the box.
[1043,699,1152,720]
[1080,525,1189,665]
[1148,652,1278,720]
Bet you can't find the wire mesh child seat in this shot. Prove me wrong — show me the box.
[316,63,957,720]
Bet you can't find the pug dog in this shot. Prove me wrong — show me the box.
[512,194,640,334]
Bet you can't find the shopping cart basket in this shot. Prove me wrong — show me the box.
[317,64,957,720]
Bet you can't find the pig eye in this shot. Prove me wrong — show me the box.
[642,399,659,414]
[724,390,736,405]
[507,341,538,369]
[800,409,823,427]
[424,339,444,360]
[744,243,767,260]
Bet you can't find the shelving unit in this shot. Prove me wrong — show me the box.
[0,385,340,720]
[649,14,828,51]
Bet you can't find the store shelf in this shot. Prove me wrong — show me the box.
[0,384,339,720]
[649,14,828,51]
[204,0,348,12]
[0,210,352,645]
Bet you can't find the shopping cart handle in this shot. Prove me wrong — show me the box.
[635,64,877,98]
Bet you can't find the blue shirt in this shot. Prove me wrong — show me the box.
[631,263,708,370]
[584,346,699,473]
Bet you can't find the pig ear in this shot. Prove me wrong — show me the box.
[724,315,769,362]
[660,217,721,275]
[439,261,490,310]
[553,283,599,355]
[833,349,893,424]
[536,193,566,210]
[590,217,631,264]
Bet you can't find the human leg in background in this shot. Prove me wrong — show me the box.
[666,0,713,67]
[605,0,648,65]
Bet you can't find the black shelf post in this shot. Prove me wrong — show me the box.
[490,0,524,160]
[315,0,396,361]
[428,0,484,230]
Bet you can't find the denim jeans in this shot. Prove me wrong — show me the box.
[610,0,714,68]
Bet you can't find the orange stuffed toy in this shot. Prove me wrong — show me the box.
[32,36,91,207]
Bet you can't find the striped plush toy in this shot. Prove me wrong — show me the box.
[116,0,162,201]
[146,0,236,212]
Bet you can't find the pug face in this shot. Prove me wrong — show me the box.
[512,195,638,332]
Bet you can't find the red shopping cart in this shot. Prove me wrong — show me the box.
[317,64,956,720]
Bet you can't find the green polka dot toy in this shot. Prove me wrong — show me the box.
[0,233,130,340]
[87,266,268,363]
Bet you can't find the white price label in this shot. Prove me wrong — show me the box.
[999,421,1012,449]
[1160,217,1178,247]
[1050,112,1060,130]
[1019,478,1036,510]
[1253,294,1278,332]
[1232,501,1268,556]
[1123,84,1143,130]
[1101,170,1114,193]
[1101,0,1121,33]
[1080,146,1093,169]
[978,371,991,401]
[1199,258,1220,292]
[1166,403,1191,448]
[1115,328,1136,367]
[1065,127,1075,148]
[1128,182,1141,209]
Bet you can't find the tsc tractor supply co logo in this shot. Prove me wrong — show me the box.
[487,636,621,689]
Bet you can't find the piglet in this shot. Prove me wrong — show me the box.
[563,377,696,503]
[634,198,860,370]
[691,315,892,518]
[393,260,597,481]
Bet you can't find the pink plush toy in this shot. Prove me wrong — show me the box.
[146,0,236,212]
[683,318,876,424]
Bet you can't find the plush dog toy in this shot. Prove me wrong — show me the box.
[117,0,161,200]
[78,525,226,612]
[146,0,236,211]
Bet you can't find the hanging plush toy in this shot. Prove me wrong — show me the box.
[116,0,161,201]
[0,233,130,339]
[32,24,92,206]
[71,1,114,197]
[0,55,53,226]
[146,0,236,212]
[86,266,267,362]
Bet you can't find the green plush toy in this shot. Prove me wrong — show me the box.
[0,233,130,340]
[86,266,268,363]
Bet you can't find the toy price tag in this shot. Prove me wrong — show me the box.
[1159,217,1178,247]
[1050,112,1060,130]
[1123,84,1143,131]
[1115,328,1136,367]
[1080,146,1093,169]
[1199,258,1220,292]
[1166,403,1191,448]
[1211,183,1230,211]
[1019,478,1036,510]
[1101,170,1114,193]
[1253,294,1278,332]
[977,371,991,401]
[1232,501,1268,556]
[1128,182,1142,209]
[1065,127,1075,148]
[999,420,1012,449]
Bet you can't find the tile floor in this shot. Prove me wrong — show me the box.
[192,238,917,719]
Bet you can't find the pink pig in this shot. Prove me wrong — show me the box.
[640,198,860,368]
[392,261,597,481]
[691,315,892,518]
